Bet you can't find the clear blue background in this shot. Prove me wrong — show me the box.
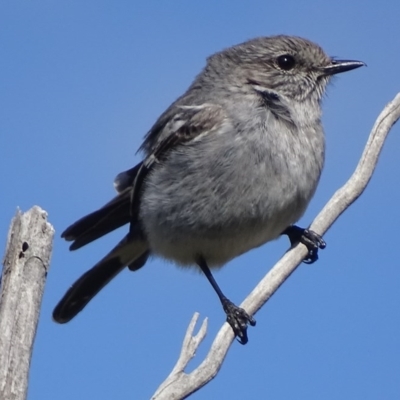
[1,1,399,399]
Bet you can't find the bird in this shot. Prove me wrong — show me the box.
[53,35,364,344]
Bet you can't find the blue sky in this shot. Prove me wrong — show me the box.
[1,1,399,399]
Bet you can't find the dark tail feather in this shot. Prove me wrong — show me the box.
[62,189,131,250]
[113,163,142,193]
[128,250,150,271]
[61,162,143,251]
[53,234,149,323]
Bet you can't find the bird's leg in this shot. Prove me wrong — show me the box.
[282,225,326,264]
[196,256,256,345]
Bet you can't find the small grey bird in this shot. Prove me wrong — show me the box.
[54,35,364,344]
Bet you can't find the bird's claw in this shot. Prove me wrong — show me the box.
[299,229,326,264]
[283,225,326,264]
[222,298,256,345]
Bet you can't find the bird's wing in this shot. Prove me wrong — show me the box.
[139,103,228,156]
[130,103,228,218]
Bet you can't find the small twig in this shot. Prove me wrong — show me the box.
[152,313,207,399]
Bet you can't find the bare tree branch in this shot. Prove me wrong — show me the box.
[152,313,208,399]
[0,206,54,400]
[152,92,400,400]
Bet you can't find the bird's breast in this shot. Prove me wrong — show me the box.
[140,120,324,267]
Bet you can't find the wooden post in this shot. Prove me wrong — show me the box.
[0,207,54,400]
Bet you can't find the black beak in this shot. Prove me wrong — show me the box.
[321,59,365,76]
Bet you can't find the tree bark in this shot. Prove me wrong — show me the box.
[0,206,54,400]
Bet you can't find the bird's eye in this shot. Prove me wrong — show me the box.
[276,54,296,71]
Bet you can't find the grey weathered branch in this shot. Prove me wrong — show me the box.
[0,206,54,400]
[152,92,400,400]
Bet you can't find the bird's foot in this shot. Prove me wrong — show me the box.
[222,298,256,345]
[283,225,326,264]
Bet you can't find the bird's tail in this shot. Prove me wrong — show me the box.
[53,232,149,323]
[61,162,143,250]
[55,162,149,322]
[61,188,132,250]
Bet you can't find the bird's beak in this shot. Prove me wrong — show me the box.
[321,59,365,76]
